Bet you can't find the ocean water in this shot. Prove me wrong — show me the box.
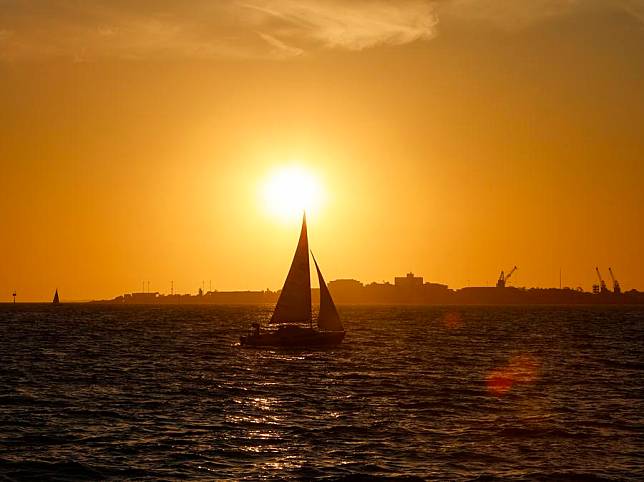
[0,304,642,481]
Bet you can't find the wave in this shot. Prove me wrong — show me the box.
[1,304,642,480]
[0,459,106,481]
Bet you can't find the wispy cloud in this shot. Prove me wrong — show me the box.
[0,0,641,61]
[257,32,304,58]
[0,0,438,61]
[618,0,644,24]
[438,0,644,30]
[0,1,245,61]
[437,0,581,29]
[245,0,438,52]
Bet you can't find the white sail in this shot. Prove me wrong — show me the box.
[270,213,312,324]
[312,254,343,332]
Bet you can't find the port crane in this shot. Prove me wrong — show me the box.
[593,267,609,294]
[608,267,621,294]
[496,266,518,288]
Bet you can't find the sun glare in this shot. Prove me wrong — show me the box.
[262,166,323,221]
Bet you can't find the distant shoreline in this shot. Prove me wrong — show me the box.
[7,276,644,306]
[2,300,644,307]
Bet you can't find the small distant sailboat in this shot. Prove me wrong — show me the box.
[52,289,60,305]
[240,213,345,347]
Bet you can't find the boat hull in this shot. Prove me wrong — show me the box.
[240,325,345,347]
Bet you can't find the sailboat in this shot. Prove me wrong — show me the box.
[240,213,345,347]
[52,289,60,305]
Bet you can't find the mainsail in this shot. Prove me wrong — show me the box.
[270,213,312,324]
[312,254,344,332]
[52,289,59,304]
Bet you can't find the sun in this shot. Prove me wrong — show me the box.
[261,166,323,221]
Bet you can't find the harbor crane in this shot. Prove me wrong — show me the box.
[496,266,518,288]
[608,267,621,294]
[593,267,609,294]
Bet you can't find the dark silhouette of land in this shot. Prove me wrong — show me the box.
[92,272,644,305]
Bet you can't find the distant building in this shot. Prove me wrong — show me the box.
[417,282,452,304]
[364,281,397,303]
[125,292,159,304]
[92,278,644,306]
[329,279,363,290]
[395,272,423,289]
[328,279,364,303]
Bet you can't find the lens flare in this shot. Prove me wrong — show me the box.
[441,311,462,329]
[486,354,541,396]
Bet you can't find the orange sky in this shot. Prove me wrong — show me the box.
[1,1,643,301]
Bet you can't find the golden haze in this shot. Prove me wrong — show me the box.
[1,1,643,301]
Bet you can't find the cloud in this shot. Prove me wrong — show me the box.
[0,0,641,61]
[257,32,305,58]
[618,0,644,24]
[438,0,644,30]
[245,0,438,51]
[437,0,581,29]
[0,0,438,61]
[0,1,247,61]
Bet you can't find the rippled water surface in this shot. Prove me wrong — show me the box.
[0,304,642,481]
